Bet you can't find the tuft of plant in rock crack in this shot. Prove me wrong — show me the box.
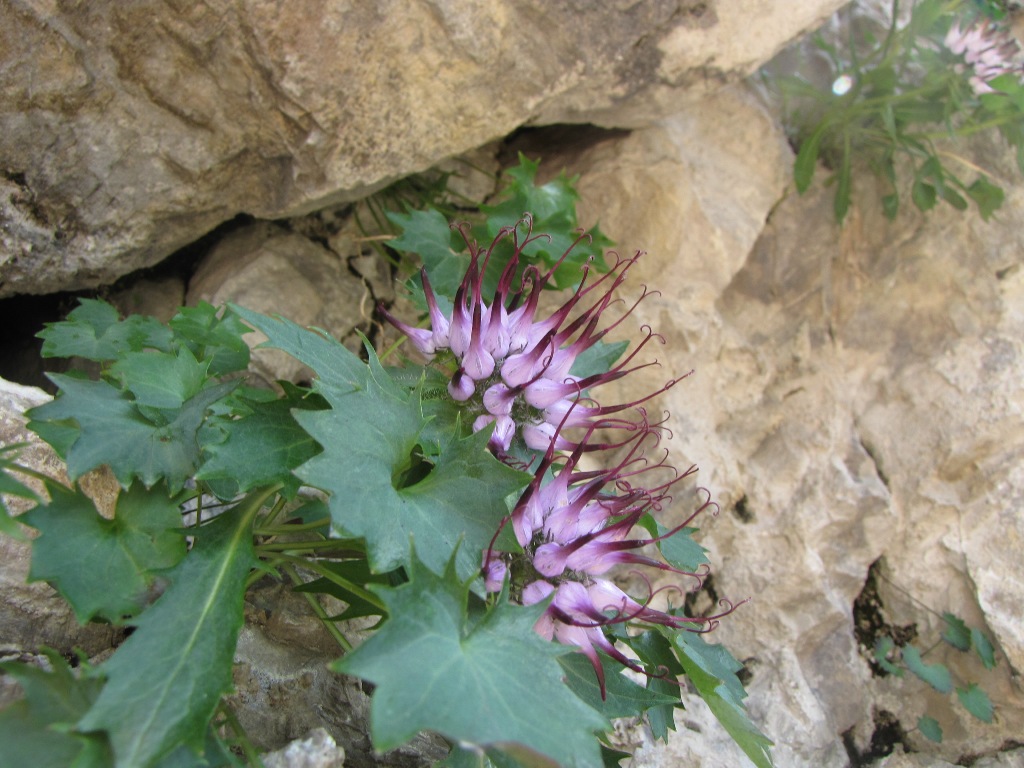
[0,159,773,768]
[763,0,1024,223]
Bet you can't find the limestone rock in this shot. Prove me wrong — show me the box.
[0,0,845,298]
[186,222,369,384]
[534,82,1024,765]
[262,729,345,768]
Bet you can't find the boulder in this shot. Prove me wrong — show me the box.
[186,221,369,384]
[0,0,846,297]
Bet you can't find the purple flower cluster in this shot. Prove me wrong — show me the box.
[379,218,669,453]
[383,217,736,689]
[945,17,1024,94]
[483,417,736,691]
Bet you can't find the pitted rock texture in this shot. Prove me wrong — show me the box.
[0,0,845,298]
[550,88,1024,766]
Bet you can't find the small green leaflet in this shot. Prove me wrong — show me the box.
[957,683,994,723]
[901,646,952,693]
[873,637,904,677]
[636,516,709,574]
[333,550,608,768]
[567,340,628,381]
[971,627,997,670]
[966,177,1004,222]
[37,298,172,361]
[27,374,237,491]
[234,307,531,581]
[22,482,186,623]
[941,612,971,651]
[167,302,251,377]
[917,715,942,743]
[0,649,112,768]
[667,629,774,768]
[78,490,268,768]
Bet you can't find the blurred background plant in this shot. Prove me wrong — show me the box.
[760,0,1024,222]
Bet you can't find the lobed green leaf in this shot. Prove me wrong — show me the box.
[956,683,994,723]
[168,302,251,376]
[873,637,904,677]
[37,299,172,362]
[22,482,186,623]
[917,714,943,743]
[237,307,530,580]
[334,550,608,768]
[941,612,971,652]
[967,177,1004,222]
[0,650,112,768]
[27,375,237,491]
[198,389,326,498]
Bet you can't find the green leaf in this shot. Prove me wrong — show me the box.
[568,340,628,381]
[197,390,325,497]
[0,650,113,768]
[902,646,952,693]
[109,347,209,410]
[661,525,709,573]
[558,652,678,721]
[966,177,1005,221]
[230,306,367,397]
[292,559,394,621]
[939,185,968,211]
[957,683,994,723]
[27,375,237,491]
[917,715,942,743]
[78,490,267,768]
[333,549,608,768]
[295,376,528,580]
[0,444,39,541]
[236,308,531,580]
[794,126,825,194]
[625,630,684,740]
[480,155,613,289]
[873,637,904,677]
[941,612,971,651]
[971,627,997,670]
[168,302,251,376]
[668,629,774,768]
[388,208,470,301]
[38,299,172,362]
[22,482,186,623]
[911,180,937,212]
